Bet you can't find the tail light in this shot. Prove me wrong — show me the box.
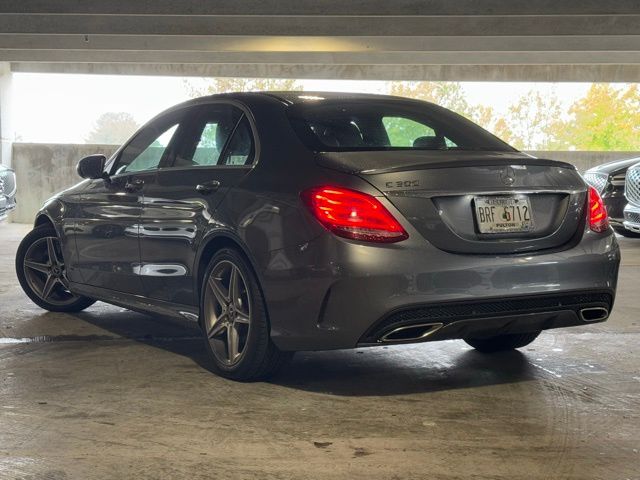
[301,186,408,243]
[588,186,609,233]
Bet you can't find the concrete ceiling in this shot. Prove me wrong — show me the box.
[1,1,640,81]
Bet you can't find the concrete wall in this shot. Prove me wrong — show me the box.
[10,143,118,223]
[8,142,640,223]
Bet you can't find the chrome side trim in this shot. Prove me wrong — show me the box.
[133,264,188,276]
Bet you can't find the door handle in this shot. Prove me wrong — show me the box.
[196,180,221,194]
[124,177,144,192]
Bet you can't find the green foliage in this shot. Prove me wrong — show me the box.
[382,117,435,147]
[388,81,503,143]
[498,90,564,150]
[389,81,640,151]
[557,84,640,151]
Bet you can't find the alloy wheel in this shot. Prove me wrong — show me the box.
[23,236,80,306]
[203,260,252,366]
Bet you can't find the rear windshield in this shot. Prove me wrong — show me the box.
[287,99,515,152]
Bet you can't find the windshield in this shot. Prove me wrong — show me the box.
[288,99,515,153]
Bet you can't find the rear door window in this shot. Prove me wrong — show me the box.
[173,104,254,168]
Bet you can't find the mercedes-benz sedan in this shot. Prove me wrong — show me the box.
[16,92,620,381]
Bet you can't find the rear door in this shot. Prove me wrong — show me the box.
[75,109,185,294]
[138,102,257,305]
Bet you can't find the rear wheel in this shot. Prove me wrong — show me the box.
[16,225,95,312]
[464,331,541,353]
[200,248,291,381]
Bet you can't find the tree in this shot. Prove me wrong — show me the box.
[389,81,476,119]
[388,81,508,140]
[558,84,640,150]
[85,112,140,145]
[500,90,565,150]
[184,77,302,98]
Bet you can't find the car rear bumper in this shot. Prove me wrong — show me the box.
[261,229,620,351]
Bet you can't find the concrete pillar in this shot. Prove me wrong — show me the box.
[0,62,13,168]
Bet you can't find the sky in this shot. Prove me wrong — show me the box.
[12,72,595,144]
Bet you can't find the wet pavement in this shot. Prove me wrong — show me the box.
[1,222,639,479]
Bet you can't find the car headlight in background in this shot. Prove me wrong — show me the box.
[583,171,608,194]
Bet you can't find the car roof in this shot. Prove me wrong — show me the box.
[257,91,414,105]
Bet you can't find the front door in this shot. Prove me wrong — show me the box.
[74,109,186,295]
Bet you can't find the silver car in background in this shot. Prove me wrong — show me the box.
[623,162,640,233]
[0,164,16,221]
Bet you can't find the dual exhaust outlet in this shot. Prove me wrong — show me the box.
[378,307,609,343]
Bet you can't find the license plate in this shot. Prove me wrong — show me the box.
[474,195,533,234]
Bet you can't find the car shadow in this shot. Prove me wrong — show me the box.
[65,307,538,397]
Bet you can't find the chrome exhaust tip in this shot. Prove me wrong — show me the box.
[579,307,609,322]
[379,322,443,343]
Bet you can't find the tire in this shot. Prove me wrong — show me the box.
[200,248,291,381]
[613,226,640,238]
[15,225,96,312]
[464,331,541,353]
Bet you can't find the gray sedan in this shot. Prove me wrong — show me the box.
[15,92,620,380]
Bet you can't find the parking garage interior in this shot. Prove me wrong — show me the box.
[0,2,639,479]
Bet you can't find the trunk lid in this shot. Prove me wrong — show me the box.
[317,151,586,254]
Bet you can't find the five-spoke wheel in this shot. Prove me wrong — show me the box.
[16,225,95,312]
[204,260,252,366]
[200,248,291,381]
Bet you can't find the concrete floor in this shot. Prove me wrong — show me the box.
[0,222,638,480]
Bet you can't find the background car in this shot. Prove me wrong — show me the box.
[14,92,620,381]
[0,164,17,221]
[584,157,640,237]
[623,162,640,234]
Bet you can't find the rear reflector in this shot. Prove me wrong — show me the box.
[588,186,609,233]
[301,186,408,243]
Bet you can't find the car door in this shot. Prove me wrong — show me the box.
[74,109,186,294]
[138,102,257,306]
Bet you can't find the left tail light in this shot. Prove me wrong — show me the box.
[301,186,408,243]
[588,186,609,233]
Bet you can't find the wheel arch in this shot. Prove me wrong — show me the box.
[34,213,55,229]
[194,231,266,317]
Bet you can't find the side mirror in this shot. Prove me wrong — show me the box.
[77,154,107,179]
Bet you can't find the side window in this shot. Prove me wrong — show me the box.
[220,116,255,166]
[114,114,182,175]
[175,104,244,168]
[382,116,457,149]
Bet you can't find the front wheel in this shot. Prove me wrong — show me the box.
[15,225,96,312]
[200,248,291,381]
[464,331,541,353]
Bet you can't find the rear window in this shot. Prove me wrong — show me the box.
[288,99,514,152]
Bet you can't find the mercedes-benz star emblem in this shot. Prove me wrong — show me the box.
[500,166,516,186]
